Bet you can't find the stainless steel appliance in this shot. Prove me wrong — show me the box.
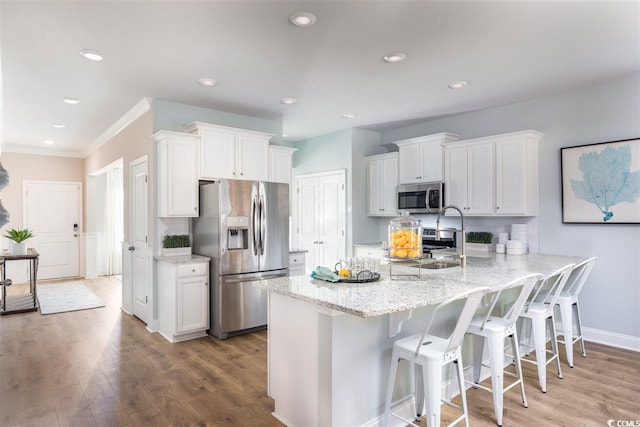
[397,182,444,214]
[422,227,456,256]
[193,180,289,339]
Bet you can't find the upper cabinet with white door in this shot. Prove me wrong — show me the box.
[269,145,297,185]
[495,130,542,215]
[444,130,542,216]
[366,152,398,216]
[394,133,459,184]
[154,131,199,217]
[185,122,273,181]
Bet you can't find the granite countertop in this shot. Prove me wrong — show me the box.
[255,253,587,318]
[155,254,210,264]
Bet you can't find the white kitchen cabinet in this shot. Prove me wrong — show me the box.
[394,133,459,184]
[157,257,210,343]
[154,131,199,217]
[495,131,542,215]
[289,251,306,276]
[366,153,398,216]
[444,130,542,217]
[269,145,297,185]
[185,122,273,181]
[444,142,495,216]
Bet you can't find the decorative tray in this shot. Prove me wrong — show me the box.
[334,271,381,283]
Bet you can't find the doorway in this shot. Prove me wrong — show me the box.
[87,159,124,278]
[23,181,82,280]
[294,170,346,273]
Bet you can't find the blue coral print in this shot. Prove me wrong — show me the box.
[571,145,640,222]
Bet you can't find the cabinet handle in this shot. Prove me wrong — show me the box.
[496,206,500,210]
[194,207,197,211]
[313,240,318,244]
[240,172,244,176]
[293,258,298,262]
[192,269,196,272]
[205,282,208,286]
[233,172,236,175]
[318,241,324,244]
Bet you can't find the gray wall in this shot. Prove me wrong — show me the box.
[380,75,640,338]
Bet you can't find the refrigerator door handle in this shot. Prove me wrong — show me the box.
[259,195,266,255]
[224,272,288,283]
[251,195,259,256]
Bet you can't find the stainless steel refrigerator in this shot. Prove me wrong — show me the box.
[192,180,289,339]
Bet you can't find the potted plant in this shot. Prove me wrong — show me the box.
[465,231,495,253]
[4,228,34,255]
[162,234,191,257]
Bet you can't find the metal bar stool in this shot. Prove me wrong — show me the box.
[517,264,574,393]
[554,257,597,367]
[383,287,489,427]
[465,273,541,426]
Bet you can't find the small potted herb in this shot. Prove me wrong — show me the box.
[162,234,191,257]
[4,228,34,255]
[465,231,495,253]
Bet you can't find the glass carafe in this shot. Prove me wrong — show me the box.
[388,211,423,259]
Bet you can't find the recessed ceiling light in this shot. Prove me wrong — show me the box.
[383,52,406,63]
[342,112,356,119]
[198,78,217,87]
[448,80,468,89]
[281,97,297,105]
[289,11,317,27]
[44,140,54,145]
[52,123,66,128]
[282,134,289,138]
[80,49,103,61]
[63,97,79,105]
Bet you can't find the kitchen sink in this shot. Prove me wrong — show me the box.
[422,261,460,269]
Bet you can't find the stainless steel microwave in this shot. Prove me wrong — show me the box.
[397,182,444,214]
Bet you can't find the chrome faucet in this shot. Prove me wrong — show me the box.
[435,205,466,268]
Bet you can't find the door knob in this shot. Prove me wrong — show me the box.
[128,246,135,251]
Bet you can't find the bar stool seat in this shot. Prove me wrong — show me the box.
[383,287,489,427]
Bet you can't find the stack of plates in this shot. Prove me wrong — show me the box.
[506,240,527,255]
[510,223,529,244]
[498,232,509,244]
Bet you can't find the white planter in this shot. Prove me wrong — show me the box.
[162,247,192,257]
[466,242,495,252]
[9,242,28,255]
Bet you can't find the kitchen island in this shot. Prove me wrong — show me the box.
[257,253,587,427]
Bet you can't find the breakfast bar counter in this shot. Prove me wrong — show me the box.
[257,253,587,427]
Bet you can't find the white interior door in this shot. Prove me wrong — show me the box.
[130,157,150,323]
[24,181,81,280]
[295,171,346,273]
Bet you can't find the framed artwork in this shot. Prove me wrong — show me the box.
[561,138,640,224]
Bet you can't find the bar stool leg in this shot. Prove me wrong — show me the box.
[487,333,504,426]
[548,315,563,380]
[454,354,470,427]
[383,350,399,426]
[423,361,443,427]
[510,330,528,408]
[558,299,574,367]
[471,334,485,385]
[574,301,587,358]
[530,315,548,392]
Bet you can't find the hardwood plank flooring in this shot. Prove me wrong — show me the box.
[1,276,638,426]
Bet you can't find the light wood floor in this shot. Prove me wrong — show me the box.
[1,276,638,426]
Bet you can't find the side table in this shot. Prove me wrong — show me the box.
[1,248,39,314]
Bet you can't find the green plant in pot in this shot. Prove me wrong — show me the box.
[162,234,191,257]
[4,228,34,255]
[465,231,495,253]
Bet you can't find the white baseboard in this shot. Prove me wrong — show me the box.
[583,327,640,352]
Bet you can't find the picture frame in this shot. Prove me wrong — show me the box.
[561,138,640,224]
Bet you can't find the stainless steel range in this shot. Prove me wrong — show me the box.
[422,227,456,256]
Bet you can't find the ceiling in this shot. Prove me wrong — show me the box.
[2,1,639,157]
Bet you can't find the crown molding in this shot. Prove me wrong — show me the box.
[1,144,85,158]
[82,97,152,157]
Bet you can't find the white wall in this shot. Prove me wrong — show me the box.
[378,75,640,340]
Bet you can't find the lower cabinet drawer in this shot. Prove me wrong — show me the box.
[177,263,208,278]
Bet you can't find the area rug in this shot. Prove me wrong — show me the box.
[37,281,105,315]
